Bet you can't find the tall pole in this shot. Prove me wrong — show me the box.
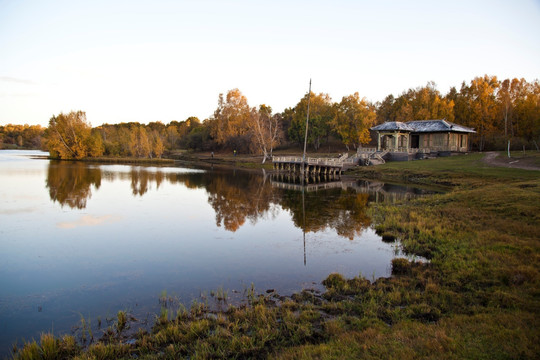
[302,79,312,177]
[302,185,306,266]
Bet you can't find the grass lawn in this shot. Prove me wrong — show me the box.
[13,154,540,359]
[349,152,540,188]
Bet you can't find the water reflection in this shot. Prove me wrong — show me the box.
[46,161,101,209]
[278,188,370,240]
[2,152,437,356]
[206,173,276,232]
[270,173,434,203]
[46,161,434,236]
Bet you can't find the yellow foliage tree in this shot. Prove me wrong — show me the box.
[153,133,165,158]
[129,126,151,158]
[333,93,376,150]
[211,89,252,148]
[45,111,103,159]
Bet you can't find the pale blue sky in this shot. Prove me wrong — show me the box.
[1,0,539,126]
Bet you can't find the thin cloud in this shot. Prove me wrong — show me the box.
[0,76,37,85]
[0,92,38,97]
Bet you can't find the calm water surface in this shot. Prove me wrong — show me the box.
[0,150,430,354]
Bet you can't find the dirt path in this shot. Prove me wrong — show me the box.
[482,151,540,171]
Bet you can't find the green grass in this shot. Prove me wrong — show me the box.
[349,152,540,188]
[116,311,127,334]
[12,153,540,359]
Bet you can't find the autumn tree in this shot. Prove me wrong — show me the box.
[456,75,500,150]
[332,93,376,150]
[87,129,104,157]
[146,121,166,135]
[376,82,454,124]
[498,78,529,139]
[288,92,333,150]
[152,131,165,158]
[211,89,252,151]
[171,117,202,149]
[129,125,151,158]
[375,94,395,123]
[183,117,201,134]
[166,124,179,149]
[0,124,44,149]
[45,111,103,159]
[393,96,414,122]
[250,104,281,162]
[408,82,454,121]
[513,80,540,144]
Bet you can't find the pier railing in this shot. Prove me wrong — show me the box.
[357,147,464,154]
[272,156,348,167]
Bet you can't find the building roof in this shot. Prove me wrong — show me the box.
[406,120,476,133]
[371,121,414,132]
[371,119,475,133]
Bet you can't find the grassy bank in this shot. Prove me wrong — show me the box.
[347,152,540,188]
[12,154,540,359]
[168,150,274,170]
[78,156,175,165]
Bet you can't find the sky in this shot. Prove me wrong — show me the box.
[1,0,539,127]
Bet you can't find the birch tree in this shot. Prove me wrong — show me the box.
[250,105,281,163]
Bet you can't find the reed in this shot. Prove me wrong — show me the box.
[116,310,127,334]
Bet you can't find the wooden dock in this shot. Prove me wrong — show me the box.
[272,155,357,175]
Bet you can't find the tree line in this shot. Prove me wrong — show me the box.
[1,74,538,158]
[0,123,44,149]
[378,76,540,151]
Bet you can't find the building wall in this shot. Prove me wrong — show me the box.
[376,131,470,152]
[418,132,469,152]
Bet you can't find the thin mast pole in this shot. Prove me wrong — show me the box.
[302,186,306,266]
[302,79,311,179]
[302,80,311,263]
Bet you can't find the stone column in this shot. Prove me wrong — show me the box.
[406,133,410,152]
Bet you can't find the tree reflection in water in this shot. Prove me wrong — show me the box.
[46,162,426,237]
[206,172,277,231]
[46,161,101,209]
[279,188,371,240]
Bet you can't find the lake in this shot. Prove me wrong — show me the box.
[0,150,430,355]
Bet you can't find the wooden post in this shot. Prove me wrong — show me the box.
[302,79,312,178]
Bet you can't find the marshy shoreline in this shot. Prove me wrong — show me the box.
[10,152,540,359]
